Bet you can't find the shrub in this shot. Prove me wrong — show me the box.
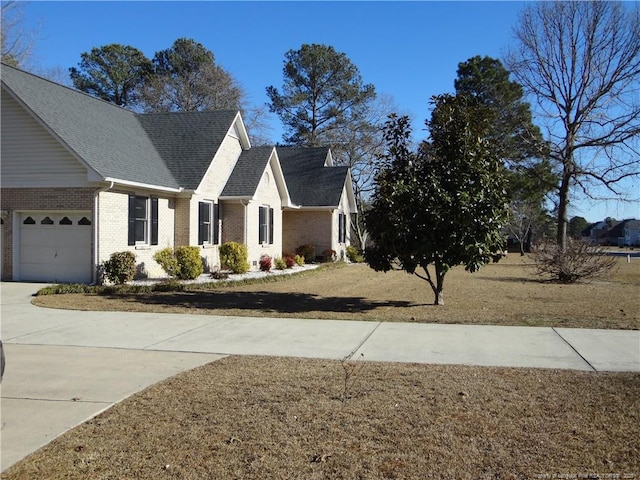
[295,244,315,263]
[294,254,305,266]
[175,246,204,280]
[284,255,296,268]
[210,269,229,280]
[322,248,337,262]
[259,254,272,272]
[346,245,364,263]
[220,242,250,274]
[103,251,136,285]
[274,257,287,270]
[153,246,204,280]
[153,247,180,278]
[530,239,617,283]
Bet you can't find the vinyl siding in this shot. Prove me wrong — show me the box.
[0,89,91,187]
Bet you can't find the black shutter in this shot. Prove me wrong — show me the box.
[341,213,347,243]
[198,202,206,245]
[259,206,265,244]
[213,203,220,245]
[128,195,136,246]
[151,197,159,245]
[269,207,274,244]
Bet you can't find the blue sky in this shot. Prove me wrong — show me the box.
[18,1,640,222]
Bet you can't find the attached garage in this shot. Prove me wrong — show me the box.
[18,212,92,283]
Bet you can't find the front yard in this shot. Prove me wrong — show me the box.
[34,255,640,330]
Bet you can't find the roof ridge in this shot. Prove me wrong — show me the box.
[1,62,139,116]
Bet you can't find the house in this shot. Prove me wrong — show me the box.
[0,63,356,283]
[581,219,640,247]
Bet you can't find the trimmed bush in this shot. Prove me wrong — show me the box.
[294,254,305,266]
[295,244,315,263]
[175,246,204,280]
[284,255,296,268]
[259,254,272,272]
[219,242,250,274]
[153,246,203,280]
[322,248,337,262]
[274,257,287,270]
[103,251,136,285]
[346,245,364,263]
[153,247,180,278]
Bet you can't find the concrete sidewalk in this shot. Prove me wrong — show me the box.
[1,282,639,471]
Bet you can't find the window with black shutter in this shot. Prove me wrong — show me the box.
[128,195,150,245]
[198,201,212,245]
[258,206,274,245]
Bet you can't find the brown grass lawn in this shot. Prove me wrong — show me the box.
[5,357,639,479]
[34,255,640,330]
[9,255,638,478]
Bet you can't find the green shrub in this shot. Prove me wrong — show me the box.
[346,245,364,263]
[259,254,272,272]
[153,246,203,280]
[294,254,305,266]
[103,251,136,285]
[295,244,315,263]
[274,257,287,270]
[153,247,180,277]
[219,242,250,274]
[175,246,204,280]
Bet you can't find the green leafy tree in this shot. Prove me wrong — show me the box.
[454,56,555,254]
[69,44,153,108]
[506,1,640,250]
[455,55,547,166]
[568,216,590,240]
[141,38,244,112]
[266,43,376,147]
[365,95,510,306]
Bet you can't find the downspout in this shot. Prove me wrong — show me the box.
[93,182,114,284]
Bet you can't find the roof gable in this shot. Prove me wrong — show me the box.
[276,146,354,209]
[137,110,243,191]
[1,63,180,191]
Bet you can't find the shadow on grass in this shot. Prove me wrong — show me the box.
[478,276,541,284]
[101,290,418,314]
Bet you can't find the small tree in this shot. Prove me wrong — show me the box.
[365,96,510,305]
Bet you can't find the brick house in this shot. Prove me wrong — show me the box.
[0,63,356,283]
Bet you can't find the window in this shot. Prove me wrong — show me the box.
[198,201,219,245]
[259,206,274,244]
[338,213,347,243]
[128,195,158,246]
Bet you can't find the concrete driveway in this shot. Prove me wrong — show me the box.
[1,281,639,471]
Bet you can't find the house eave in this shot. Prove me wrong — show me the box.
[103,177,183,193]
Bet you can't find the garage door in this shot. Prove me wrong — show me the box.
[20,212,92,283]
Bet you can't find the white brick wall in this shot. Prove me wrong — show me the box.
[97,190,175,278]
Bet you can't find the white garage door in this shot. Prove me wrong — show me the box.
[19,212,92,283]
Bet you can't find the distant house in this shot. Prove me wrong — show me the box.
[0,63,356,283]
[581,219,640,247]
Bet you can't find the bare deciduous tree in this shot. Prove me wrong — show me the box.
[505,1,640,250]
[1,1,37,68]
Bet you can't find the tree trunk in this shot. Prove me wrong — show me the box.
[556,171,571,251]
[433,262,446,306]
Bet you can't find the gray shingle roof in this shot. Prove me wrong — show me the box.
[138,110,239,190]
[221,146,274,197]
[1,63,180,190]
[277,147,347,207]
